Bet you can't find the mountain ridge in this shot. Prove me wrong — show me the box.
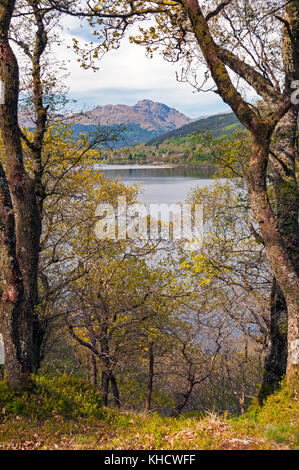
[71,99,193,134]
[19,101,242,149]
[19,99,193,147]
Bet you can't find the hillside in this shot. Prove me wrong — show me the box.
[70,123,158,147]
[0,376,298,450]
[99,111,244,165]
[146,112,242,146]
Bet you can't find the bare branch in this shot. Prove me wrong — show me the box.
[205,0,232,22]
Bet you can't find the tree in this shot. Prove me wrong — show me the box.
[26,123,123,369]
[173,0,299,380]
[79,0,299,381]
[203,0,298,396]
[65,241,196,407]
[0,0,125,387]
[1,0,298,390]
[0,0,41,388]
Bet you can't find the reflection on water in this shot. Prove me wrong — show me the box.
[98,165,217,205]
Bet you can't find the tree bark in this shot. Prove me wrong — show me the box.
[247,135,299,379]
[110,373,120,407]
[0,0,41,388]
[260,105,298,397]
[100,329,120,406]
[0,163,24,388]
[101,371,109,406]
[91,353,98,386]
[277,3,299,380]
[145,341,154,411]
[260,279,288,399]
[174,380,194,415]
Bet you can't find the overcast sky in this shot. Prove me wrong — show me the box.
[52,17,230,119]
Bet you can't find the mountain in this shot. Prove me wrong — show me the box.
[19,100,193,148]
[70,100,193,147]
[72,100,193,134]
[146,112,242,146]
[19,103,243,150]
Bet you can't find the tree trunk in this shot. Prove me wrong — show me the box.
[0,0,41,389]
[101,371,109,406]
[260,279,288,400]
[275,3,299,378]
[32,317,48,372]
[91,353,98,387]
[110,373,120,408]
[145,341,154,411]
[247,135,299,380]
[260,106,298,398]
[0,164,25,388]
[174,381,194,416]
[29,3,48,370]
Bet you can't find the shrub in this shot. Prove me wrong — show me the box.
[0,374,105,420]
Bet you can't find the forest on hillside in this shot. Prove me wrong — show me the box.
[98,113,242,165]
[0,0,298,453]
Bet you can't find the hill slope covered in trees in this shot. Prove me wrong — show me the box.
[146,112,242,146]
[100,112,243,165]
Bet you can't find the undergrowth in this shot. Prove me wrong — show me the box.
[0,375,105,420]
[0,374,298,450]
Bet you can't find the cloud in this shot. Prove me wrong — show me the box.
[50,20,229,118]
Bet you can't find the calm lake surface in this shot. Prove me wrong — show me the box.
[98,165,217,206]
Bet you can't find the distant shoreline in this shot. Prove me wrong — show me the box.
[97,162,216,171]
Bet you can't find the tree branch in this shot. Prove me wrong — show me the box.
[216,45,280,102]
[205,0,232,22]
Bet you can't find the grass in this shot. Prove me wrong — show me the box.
[229,377,299,449]
[0,375,298,450]
[221,123,240,132]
